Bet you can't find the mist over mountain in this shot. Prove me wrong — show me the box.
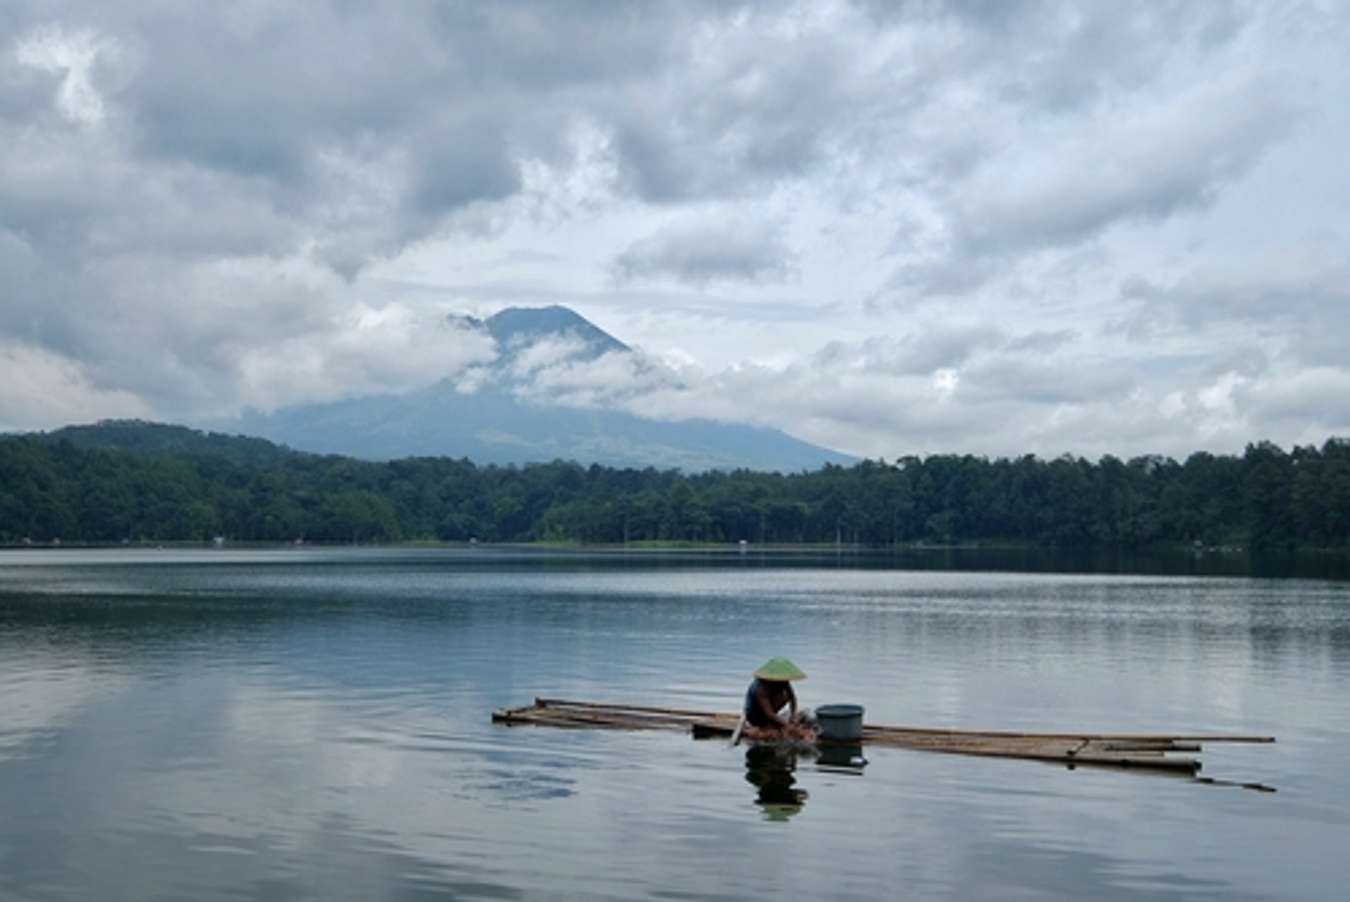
[223,306,852,471]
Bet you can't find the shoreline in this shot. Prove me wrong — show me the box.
[4,538,1348,562]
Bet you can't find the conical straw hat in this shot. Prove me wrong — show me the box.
[754,657,806,681]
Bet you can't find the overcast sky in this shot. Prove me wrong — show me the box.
[3,1,1348,460]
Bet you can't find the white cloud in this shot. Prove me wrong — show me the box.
[235,303,498,414]
[0,342,152,432]
[511,346,682,410]
[15,24,114,125]
[505,334,593,379]
[1240,367,1350,433]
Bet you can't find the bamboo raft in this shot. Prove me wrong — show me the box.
[492,698,1275,774]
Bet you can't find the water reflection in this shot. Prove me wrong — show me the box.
[744,745,808,820]
[0,549,1346,901]
[815,743,867,773]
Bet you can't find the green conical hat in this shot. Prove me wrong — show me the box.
[754,657,806,681]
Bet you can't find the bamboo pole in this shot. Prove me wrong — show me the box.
[531,698,1273,743]
[860,725,1271,744]
[534,697,727,720]
[691,719,1201,771]
[498,708,692,731]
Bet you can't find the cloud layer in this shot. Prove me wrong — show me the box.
[3,1,1348,459]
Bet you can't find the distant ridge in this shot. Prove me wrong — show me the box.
[41,420,296,465]
[224,306,854,472]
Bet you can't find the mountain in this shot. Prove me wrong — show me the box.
[222,306,853,471]
[480,305,628,356]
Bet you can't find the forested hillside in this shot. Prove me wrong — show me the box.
[2,422,1348,550]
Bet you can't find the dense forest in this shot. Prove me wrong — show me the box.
[1,421,1348,551]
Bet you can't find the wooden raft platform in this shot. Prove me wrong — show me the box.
[492,698,1275,773]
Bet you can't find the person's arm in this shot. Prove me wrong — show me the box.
[754,683,789,727]
[786,684,798,719]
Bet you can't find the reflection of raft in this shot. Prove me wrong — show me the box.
[492,698,1275,774]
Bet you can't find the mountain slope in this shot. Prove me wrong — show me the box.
[225,306,854,471]
[483,305,628,356]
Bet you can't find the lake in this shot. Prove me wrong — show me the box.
[1,547,1347,900]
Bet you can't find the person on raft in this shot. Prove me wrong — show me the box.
[742,657,816,742]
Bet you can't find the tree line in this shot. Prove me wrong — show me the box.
[1,422,1348,551]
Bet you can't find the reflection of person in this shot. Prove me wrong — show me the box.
[742,657,814,742]
[744,744,807,820]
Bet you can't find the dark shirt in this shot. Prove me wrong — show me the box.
[744,678,791,727]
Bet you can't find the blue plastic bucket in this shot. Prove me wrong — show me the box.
[816,704,865,742]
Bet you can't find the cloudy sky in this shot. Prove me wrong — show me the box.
[3,1,1347,460]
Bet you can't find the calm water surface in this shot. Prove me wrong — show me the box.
[1,548,1347,900]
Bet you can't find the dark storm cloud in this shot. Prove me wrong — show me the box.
[5,4,733,271]
[868,3,1302,303]
[1005,330,1076,354]
[958,358,1136,405]
[1119,271,1350,373]
[0,0,1322,283]
[883,258,1000,304]
[1122,272,1350,334]
[613,221,796,285]
[956,84,1294,260]
[6,0,1269,287]
[813,324,1005,376]
[606,21,854,202]
[0,0,867,346]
